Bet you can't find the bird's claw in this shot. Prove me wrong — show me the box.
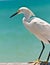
[33,59,41,65]
[33,60,48,65]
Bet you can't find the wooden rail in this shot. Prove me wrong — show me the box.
[0,62,50,65]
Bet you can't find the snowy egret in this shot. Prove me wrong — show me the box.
[10,7,50,63]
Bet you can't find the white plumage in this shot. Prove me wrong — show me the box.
[23,17,50,44]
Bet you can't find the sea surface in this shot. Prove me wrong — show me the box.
[0,0,50,62]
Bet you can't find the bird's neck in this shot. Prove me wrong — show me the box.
[24,12,35,22]
[24,13,30,20]
[24,15,35,22]
[23,16,35,31]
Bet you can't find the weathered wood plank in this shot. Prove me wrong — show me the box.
[0,62,50,65]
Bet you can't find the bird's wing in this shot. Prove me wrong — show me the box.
[33,18,50,41]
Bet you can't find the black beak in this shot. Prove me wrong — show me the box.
[10,11,19,18]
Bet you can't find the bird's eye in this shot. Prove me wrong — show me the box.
[18,10,21,13]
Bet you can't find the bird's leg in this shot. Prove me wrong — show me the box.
[33,41,45,65]
[46,52,50,62]
[42,52,50,65]
[38,41,45,60]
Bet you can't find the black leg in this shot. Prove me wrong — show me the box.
[38,41,45,60]
[46,52,50,62]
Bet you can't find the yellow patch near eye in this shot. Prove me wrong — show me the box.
[18,10,21,13]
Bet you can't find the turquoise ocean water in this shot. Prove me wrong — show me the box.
[0,0,50,62]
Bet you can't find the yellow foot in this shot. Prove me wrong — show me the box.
[33,59,41,65]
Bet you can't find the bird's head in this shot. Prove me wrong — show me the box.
[10,7,35,19]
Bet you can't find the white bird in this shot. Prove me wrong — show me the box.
[10,7,50,63]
